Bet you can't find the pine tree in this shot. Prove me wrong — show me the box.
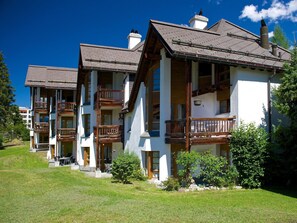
[0,52,15,129]
[271,25,290,49]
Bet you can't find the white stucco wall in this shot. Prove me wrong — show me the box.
[231,67,274,128]
[125,49,171,181]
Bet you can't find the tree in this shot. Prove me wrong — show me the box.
[270,25,290,49]
[268,47,297,186]
[0,52,15,129]
[274,47,297,124]
[230,122,268,188]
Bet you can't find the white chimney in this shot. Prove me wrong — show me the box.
[127,30,142,49]
[189,14,208,30]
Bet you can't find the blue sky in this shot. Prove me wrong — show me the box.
[0,0,296,107]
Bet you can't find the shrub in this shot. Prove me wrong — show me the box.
[230,122,268,188]
[176,151,200,187]
[162,177,180,191]
[111,152,144,184]
[199,152,238,187]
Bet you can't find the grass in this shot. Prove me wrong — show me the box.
[1,143,297,223]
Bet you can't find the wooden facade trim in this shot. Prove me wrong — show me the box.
[185,61,192,151]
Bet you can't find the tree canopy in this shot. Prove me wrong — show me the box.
[0,52,15,128]
[270,25,290,49]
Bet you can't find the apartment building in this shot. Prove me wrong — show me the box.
[75,31,143,171]
[19,106,31,129]
[25,65,77,158]
[124,14,291,181]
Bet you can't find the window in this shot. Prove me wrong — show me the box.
[219,99,230,114]
[83,114,90,137]
[145,66,160,134]
[198,62,212,90]
[61,117,73,128]
[84,73,91,104]
[51,120,56,137]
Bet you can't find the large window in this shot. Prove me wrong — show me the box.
[84,73,91,104]
[146,66,160,134]
[83,114,90,137]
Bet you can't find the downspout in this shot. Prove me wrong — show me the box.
[268,68,276,142]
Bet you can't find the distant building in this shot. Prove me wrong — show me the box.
[19,106,31,129]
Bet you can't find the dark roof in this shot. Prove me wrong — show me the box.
[128,19,291,111]
[79,41,144,73]
[151,19,290,69]
[25,65,77,90]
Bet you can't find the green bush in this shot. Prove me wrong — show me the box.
[230,122,268,188]
[176,151,200,187]
[162,177,180,191]
[177,151,238,188]
[199,152,238,187]
[111,152,145,184]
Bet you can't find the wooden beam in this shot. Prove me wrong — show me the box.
[145,53,161,61]
[185,60,192,151]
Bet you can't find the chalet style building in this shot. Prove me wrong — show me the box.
[124,14,290,181]
[25,65,77,160]
[75,31,143,171]
[25,12,291,181]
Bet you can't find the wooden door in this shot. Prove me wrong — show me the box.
[84,147,90,166]
[146,151,159,179]
[31,136,35,149]
[220,144,230,163]
[101,110,112,125]
[51,145,55,158]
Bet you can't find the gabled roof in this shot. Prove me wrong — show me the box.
[151,19,290,68]
[79,41,144,73]
[128,19,291,111]
[25,65,77,90]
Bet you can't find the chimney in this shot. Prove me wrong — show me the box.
[272,44,278,56]
[189,9,208,29]
[260,19,269,49]
[127,29,142,49]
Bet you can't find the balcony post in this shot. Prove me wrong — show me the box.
[185,60,192,151]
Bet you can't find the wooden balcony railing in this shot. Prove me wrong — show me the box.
[34,122,49,133]
[57,102,76,113]
[95,125,122,143]
[34,143,49,151]
[34,101,47,111]
[165,117,236,144]
[94,87,123,108]
[57,128,76,141]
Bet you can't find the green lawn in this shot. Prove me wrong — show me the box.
[1,143,297,223]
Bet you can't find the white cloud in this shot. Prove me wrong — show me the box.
[268,31,274,38]
[239,0,297,22]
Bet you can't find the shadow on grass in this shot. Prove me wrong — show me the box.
[263,186,297,199]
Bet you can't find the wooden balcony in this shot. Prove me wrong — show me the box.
[34,101,47,112]
[94,125,122,143]
[57,102,76,114]
[34,122,49,133]
[94,88,123,108]
[165,117,236,145]
[57,128,76,141]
